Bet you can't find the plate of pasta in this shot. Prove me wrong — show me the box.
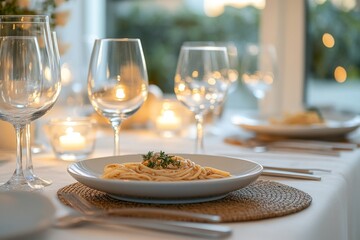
[67,152,262,204]
[232,110,360,138]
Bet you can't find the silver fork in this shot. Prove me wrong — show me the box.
[54,214,232,238]
[56,192,231,238]
[59,192,221,223]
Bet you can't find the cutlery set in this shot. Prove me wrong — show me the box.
[55,192,231,238]
[261,168,322,181]
[261,165,331,181]
[224,136,357,156]
[223,136,347,180]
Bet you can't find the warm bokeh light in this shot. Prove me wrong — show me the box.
[322,33,335,48]
[263,73,274,84]
[192,92,202,102]
[314,0,356,11]
[192,70,199,78]
[115,85,126,99]
[208,78,216,85]
[177,83,186,92]
[61,63,72,86]
[331,0,356,11]
[334,66,347,83]
[44,66,52,82]
[204,0,265,17]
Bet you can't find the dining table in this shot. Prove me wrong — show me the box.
[1,107,360,240]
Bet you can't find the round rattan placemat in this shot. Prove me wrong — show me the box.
[57,180,312,222]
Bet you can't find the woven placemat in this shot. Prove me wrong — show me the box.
[57,180,312,223]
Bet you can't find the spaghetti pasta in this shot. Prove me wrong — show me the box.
[102,151,231,181]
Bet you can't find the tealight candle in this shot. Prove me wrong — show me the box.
[156,109,181,130]
[155,99,182,137]
[46,118,96,161]
[59,128,87,151]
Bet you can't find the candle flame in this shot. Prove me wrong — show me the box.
[115,86,126,99]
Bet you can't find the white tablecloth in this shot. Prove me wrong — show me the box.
[1,122,360,240]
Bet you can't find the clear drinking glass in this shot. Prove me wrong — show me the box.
[0,16,61,191]
[174,45,230,153]
[240,43,277,110]
[87,38,148,156]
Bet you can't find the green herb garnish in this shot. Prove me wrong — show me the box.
[142,151,181,169]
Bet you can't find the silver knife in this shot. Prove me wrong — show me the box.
[269,140,357,151]
[261,169,322,181]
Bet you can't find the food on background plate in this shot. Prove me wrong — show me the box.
[269,110,324,125]
[102,151,231,181]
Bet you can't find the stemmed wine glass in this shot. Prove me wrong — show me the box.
[240,43,277,113]
[0,16,61,191]
[0,37,60,191]
[183,42,239,132]
[87,39,148,156]
[174,45,230,153]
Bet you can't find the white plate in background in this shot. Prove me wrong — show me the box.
[232,111,360,138]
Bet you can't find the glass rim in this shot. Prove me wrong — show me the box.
[0,36,37,40]
[180,45,228,51]
[0,15,49,23]
[95,38,141,42]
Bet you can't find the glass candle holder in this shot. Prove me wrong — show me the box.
[155,99,183,137]
[46,118,96,161]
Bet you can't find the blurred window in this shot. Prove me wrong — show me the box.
[105,0,264,109]
[306,0,360,113]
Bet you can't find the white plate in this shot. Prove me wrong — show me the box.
[232,111,360,138]
[0,192,55,239]
[68,154,262,204]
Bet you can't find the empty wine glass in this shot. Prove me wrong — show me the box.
[0,37,59,191]
[182,42,238,132]
[0,16,61,191]
[240,43,277,112]
[174,45,230,153]
[87,38,148,156]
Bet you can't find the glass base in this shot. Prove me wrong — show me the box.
[26,173,52,188]
[0,173,42,192]
[25,167,52,187]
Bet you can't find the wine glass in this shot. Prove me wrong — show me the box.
[0,16,61,191]
[182,42,238,131]
[0,37,59,191]
[87,38,148,156]
[24,31,61,187]
[240,43,277,112]
[174,45,230,153]
[0,16,59,189]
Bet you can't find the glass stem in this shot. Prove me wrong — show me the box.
[111,121,122,156]
[14,124,26,178]
[25,124,34,177]
[194,113,204,153]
